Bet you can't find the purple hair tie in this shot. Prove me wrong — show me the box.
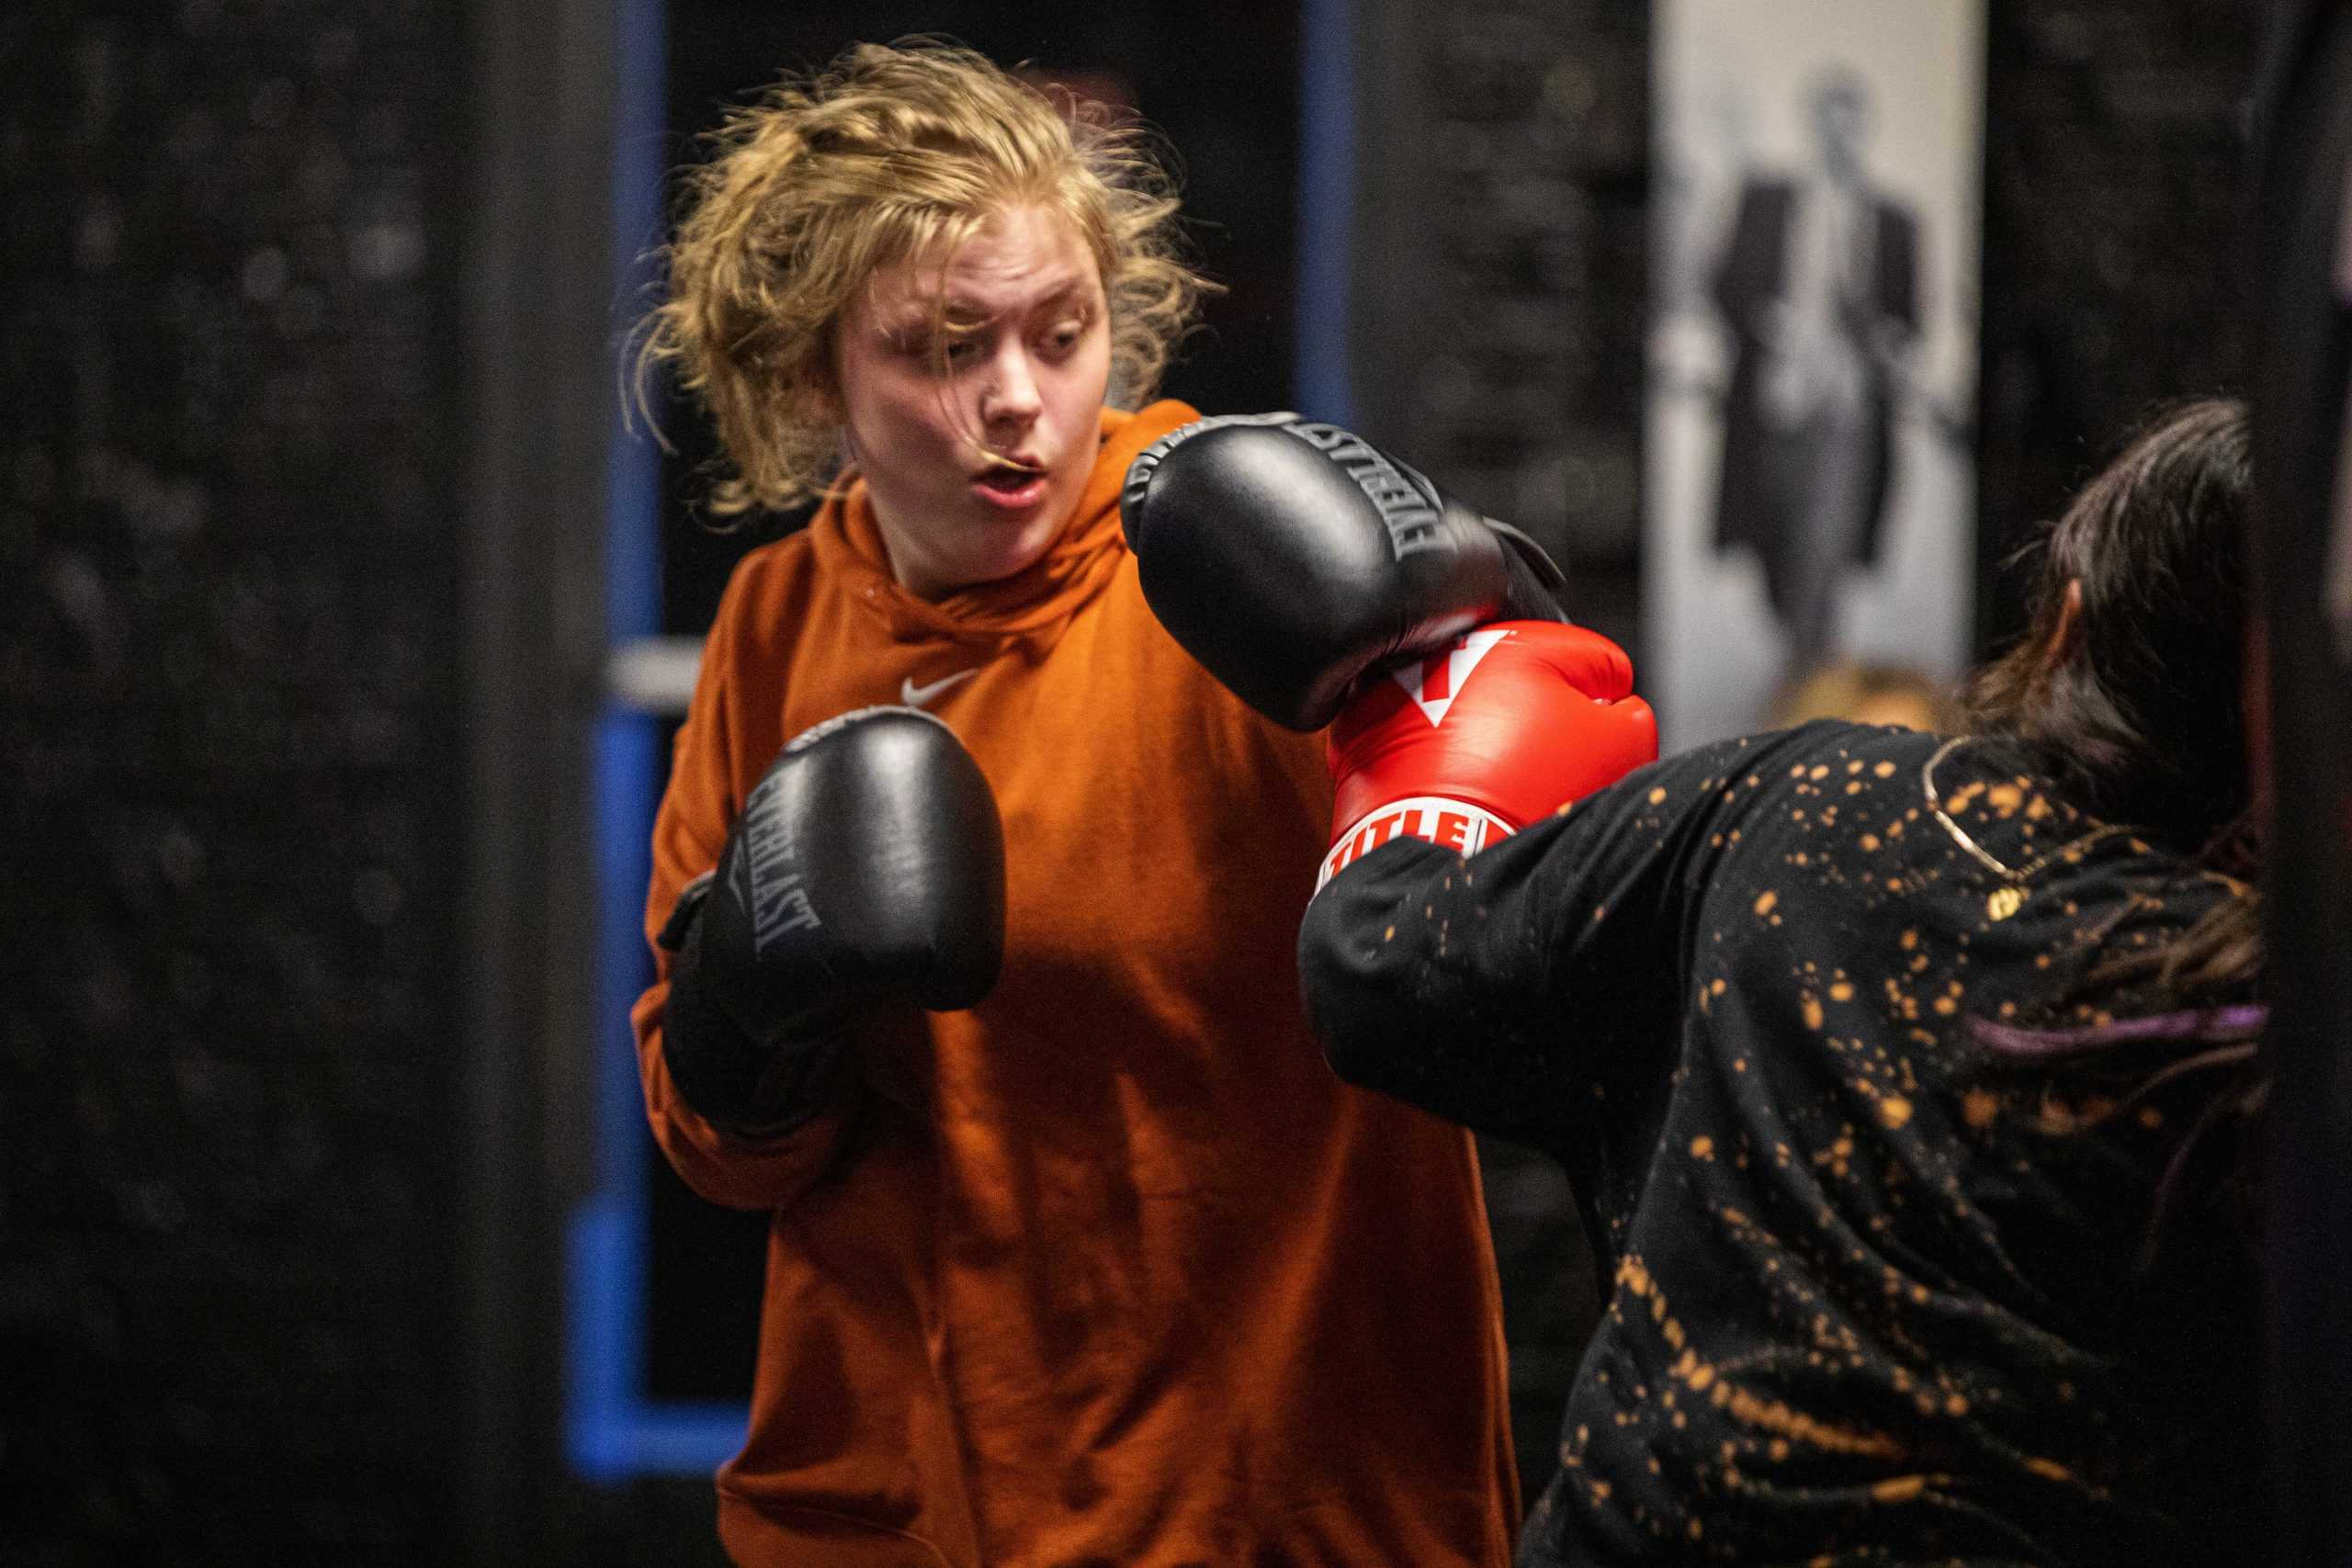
[1967,1003,2269,1059]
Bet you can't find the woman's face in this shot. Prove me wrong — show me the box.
[833,203,1114,600]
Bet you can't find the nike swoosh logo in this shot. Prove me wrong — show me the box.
[899,668,978,708]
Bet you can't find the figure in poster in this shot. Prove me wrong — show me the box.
[1711,65,1921,661]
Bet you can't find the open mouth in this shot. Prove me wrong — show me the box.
[974,454,1047,497]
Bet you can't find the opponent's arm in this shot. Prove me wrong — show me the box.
[1301,715,1789,1152]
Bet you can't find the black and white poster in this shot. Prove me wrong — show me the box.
[1646,0,1985,748]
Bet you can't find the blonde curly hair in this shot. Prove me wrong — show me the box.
[637,39,1213,517]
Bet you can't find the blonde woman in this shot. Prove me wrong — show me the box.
[632,41,1517,1568]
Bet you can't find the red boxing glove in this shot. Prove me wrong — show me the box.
[1320,621,1658,886]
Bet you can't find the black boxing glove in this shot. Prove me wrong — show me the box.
[1120,412,1570,730]
[658,706,1005,1138]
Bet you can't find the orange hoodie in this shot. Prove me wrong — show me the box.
[633,401,1517,1567]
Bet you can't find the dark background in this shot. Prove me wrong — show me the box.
[0,0,2268,1561]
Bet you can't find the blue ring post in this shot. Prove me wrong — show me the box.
[567,0,750,1481]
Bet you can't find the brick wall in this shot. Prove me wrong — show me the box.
[1977,0,2261,637]
[1398,0,1650,598]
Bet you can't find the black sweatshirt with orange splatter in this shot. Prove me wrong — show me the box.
[1302,719,2267,1568]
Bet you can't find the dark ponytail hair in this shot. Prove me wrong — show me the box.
[1965,397,2253,857]
[1964,400,2265,1264]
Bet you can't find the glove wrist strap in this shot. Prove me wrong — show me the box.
[1319,794,1519,888]
[661,900,852,1137]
